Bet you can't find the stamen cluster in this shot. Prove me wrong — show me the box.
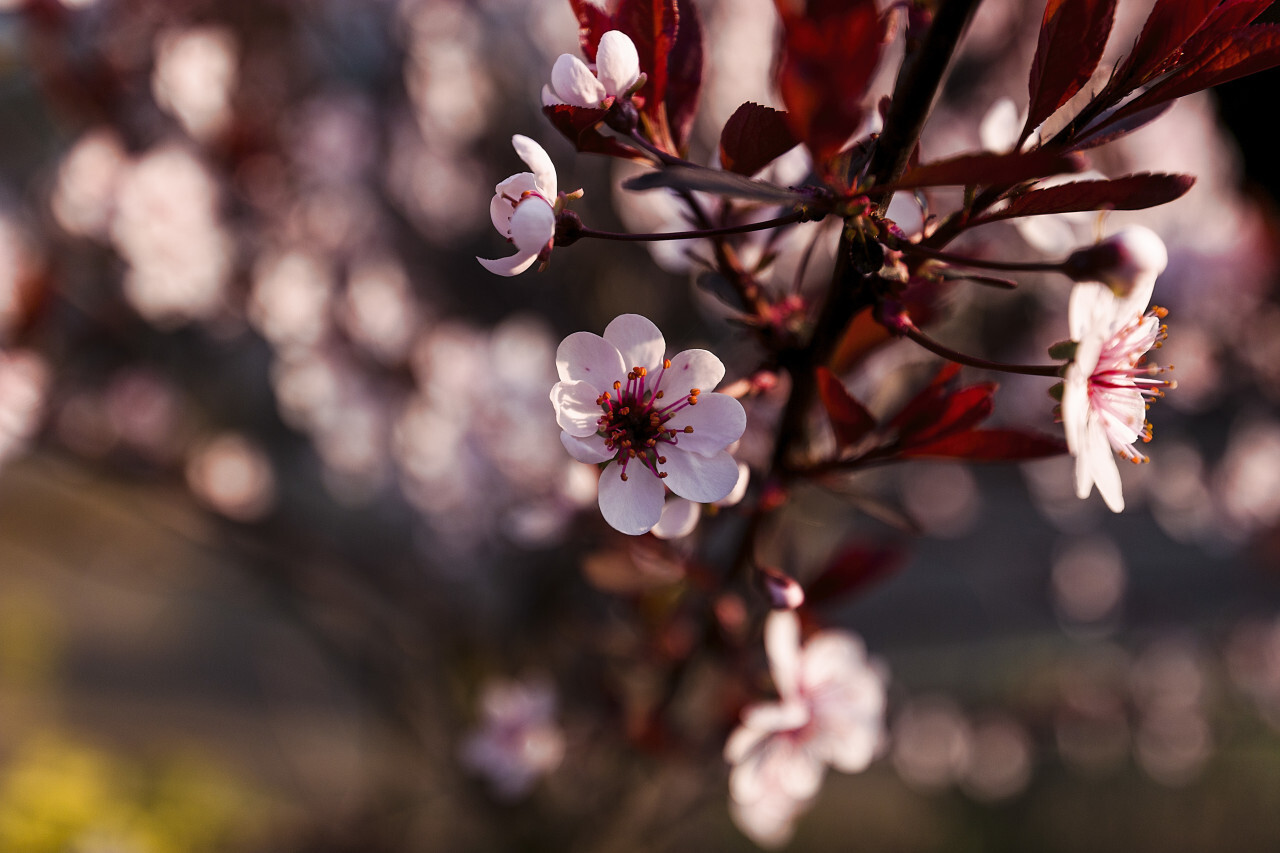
[596,360,700,482]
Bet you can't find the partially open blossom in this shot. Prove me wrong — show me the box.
[551,314,746,535]
[1064,226,1168,306]
[542,30,641,109]
[478,135,561,276]
[725,611,887,847]
[1061,239,1174,512]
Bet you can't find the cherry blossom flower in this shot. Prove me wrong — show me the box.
[725,611,887,847]
[551,314,746,535]
[542,30,641,109]
[458,676,566,800]
[478,135,560,276]
[1061,228,1174,513]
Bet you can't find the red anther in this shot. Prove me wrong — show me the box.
[658,471,668,478]
[655,390,664,399]
[683,426,694,433]
[621,472,629,481]
[658,456,667,464]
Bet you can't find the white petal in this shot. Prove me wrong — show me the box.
[512,135,557,199]
[662,348,726,393]
[1060,367,1090,457]
[550,53,606,108]
[978,97,1020,153]
[477,250,539,276]
[765,610,802,700]
[556,331,625,387]
[489,193,514,236]
[560,431,613,464]
[716,462,750,507]
[509,199,555,254]
[541,84,561,107]
[603,313,666,373]
[669,392,746,456]
[597,464,666,534]
[550,380,604,436]
[1086,419,1125,512]
[651,498,700,539]
[595,30,641,97]
[1068,282,1117,343]
[820,722,880,774]
[742,700,810,734]
[661,447,741,503]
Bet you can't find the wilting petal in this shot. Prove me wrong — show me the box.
[550,53,606,108]
[560,431,612,464]
[510,200,555,254]
[556,331,625,387]
[595,30,641,97]
[551,380,604,436]
[477,249,540,277]
[670,392,746,455]
[662,447,740,503]
[597,464,665,534]
[663,348,726,394]
[651,497,699,539]
[512,135,557,199]
[604,313,666,373]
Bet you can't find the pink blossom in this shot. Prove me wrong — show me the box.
[542,31,641,109]
[458,677,566,800]
[551,314,746,535]
[478,136,560,276]
[725,611,887,847]
[1061,230,1174,512]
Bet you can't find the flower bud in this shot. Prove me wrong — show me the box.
[758,565,805,610]
[1063,225,1168,297]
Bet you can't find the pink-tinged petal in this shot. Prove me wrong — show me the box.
[551,380,604,436]
[765,610,802,700]
[799,634,867,694]
[489,193,514,235]
[661,447,741,503]
[603,313,666,373]
[595,30,641,97]
[651,497,700,539]
[597,464,665,534]
[541,84,561,107]
[477,250,539,276]
[509,200,555,254]
[512,135,557,199]
[550,53,606,108]
[716,462,751,507]
[741,699,809,735]
[669,392,746,455]
[560,431,612,464]
[820,721,880,774]
[663,348,726,393]
[491,173,537,234]
[1084,419,1125,512]
[773,743,826,802]
[556,331,625,387]
[1060,369,1090,457]
[1068,281,1117,343]
[725,719,770,765]
[728,788,805,849]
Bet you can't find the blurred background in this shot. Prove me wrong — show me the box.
[0,0,1279,850]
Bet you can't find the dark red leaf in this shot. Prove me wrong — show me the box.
[719,102,799,176]
[885,363,982,443]
[664,0,704,151]
[1071,101,1175,151]
[900,384,995,448]
[569,0,614,61]
[889,150,1085,190]
[774,0,881,164]
[805,544,904,606]
[542,104,640,159]
[1109,0,1217,91]
[1024,0,1118,141]
[615,0,679,127]
[1111,25,1280,124]
[816,367,877,451]
[973,173,1195,224]
[899,428,1067,461]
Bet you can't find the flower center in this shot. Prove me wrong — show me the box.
[1088,305,1176,462]
[595,359,700,481]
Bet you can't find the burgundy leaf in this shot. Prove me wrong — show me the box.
[899,383,995,448]
[719,102,799,176]
[973,173,1195,224]
[615,0,678,126]
[1109,0,1217,91]
[774,0,881,165]
[569,0,614,61]
[664,0,704,151]
[816,367,877,451]
[1023,0,1118,141]
[899,428,1067,461]
[542,104,640,159]
[889,150,1085,190]
[1071,101,1175,151]
[805,545,904,607]
[622,165,806,204]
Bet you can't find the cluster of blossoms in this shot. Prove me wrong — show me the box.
[463,0,1266,840]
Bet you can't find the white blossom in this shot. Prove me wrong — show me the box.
[542,30,641,109]
[478,135,559,276]
[551,314,746,535]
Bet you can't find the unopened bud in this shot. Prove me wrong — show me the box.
[758,565,805,610]
[1063,225,1168,297]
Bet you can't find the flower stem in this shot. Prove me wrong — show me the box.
[901,321,1063,377]
[577,211,808,243]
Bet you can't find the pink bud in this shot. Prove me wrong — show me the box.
[758,565,805,610]
[1064,225,1168,297]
